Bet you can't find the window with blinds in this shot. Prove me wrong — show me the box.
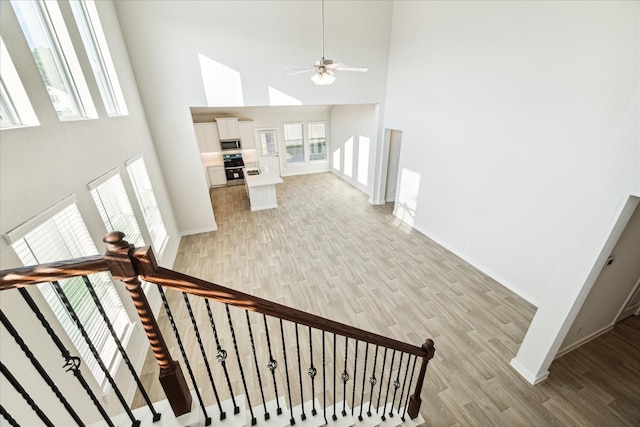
[126,155,168,254]
[89,168,144,247]
[308,122,327,161]
[284,122,304,165]
[5,196,132,387]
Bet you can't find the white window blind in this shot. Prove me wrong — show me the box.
[89,169,144,247]
[69,0,128,117]
[308,122,327,161]
[126,156,168,254]
[6,198,131,386]
[284,123,304,165]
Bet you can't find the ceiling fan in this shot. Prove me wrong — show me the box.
[285,0,368,85]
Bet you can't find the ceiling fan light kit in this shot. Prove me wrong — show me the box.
[286,0,368,86]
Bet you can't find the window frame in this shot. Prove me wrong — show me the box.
[308,121,328,162]
[88,167,144,247]
[3,195,134,388]
[283,122,305,166]
[69,0,128,117]
[126,154,168,256]
[10,0,97,121]
[0,37,39,129]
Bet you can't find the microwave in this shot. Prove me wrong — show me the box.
[221,139,241,150]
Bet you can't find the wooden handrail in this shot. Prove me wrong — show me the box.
[132,246,427,358]
[0,255,108,291]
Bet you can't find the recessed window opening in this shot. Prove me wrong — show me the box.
[70,0,127,117]
[0,37,39,129]
[10,0,97,121]
[126,155,168,255]
[4,196,132,387]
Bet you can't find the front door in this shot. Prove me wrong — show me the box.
[256,128,281,176]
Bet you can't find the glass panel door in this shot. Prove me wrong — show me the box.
[256,128,281,176]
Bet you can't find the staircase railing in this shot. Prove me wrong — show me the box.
[0,232,435,426]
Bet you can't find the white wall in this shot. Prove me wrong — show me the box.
[384,0,639,382]
[113,0,393,234]
[0,0,180,423]
[330,104,380,195]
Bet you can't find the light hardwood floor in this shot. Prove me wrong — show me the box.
[135,172,639,426]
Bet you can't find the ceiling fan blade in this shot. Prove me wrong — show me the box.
[336,66,369,72]
[285,68,316,76]
[326,63,368,72]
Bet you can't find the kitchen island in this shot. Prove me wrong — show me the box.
[244,169,283,211]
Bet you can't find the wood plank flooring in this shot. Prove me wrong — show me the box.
[133,172,640,426]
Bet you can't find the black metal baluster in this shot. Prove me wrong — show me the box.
[390,352,404,418]
[308,326,317,416]
[376,347,388,415]
[1,362,54,427]
[398,354,413,419]
[0,404,20,427]
[158,286,211,426]
[279,319,295,425]
[205,300,239,414]
[341,336,349,417]
[0,310,84,426]
[332,333,337,421]
[182,293,225,420]
[367,345,379,417]
[322,330,327,425]
[18,288,113,426]
[246,310,269,420]
[225,304,257,426]
[294,323,306,421]
[358,343,369,421]
[401,356,418,421]
[262,314,282,416]
[351,340,358,416]
[381,350,396,421]
[82,276,161,422]
[51,281,140,427]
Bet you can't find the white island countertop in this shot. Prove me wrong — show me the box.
[243,169,283,211]
[244,171,283,187]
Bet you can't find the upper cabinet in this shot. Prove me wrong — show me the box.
[194,123,220,152]
[239,121,256,151]
[215,118,240,140]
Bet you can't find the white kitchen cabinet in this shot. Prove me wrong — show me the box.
[194,123,220,152]
[239,121,256,150]
[215,118,240,140]
[207,166,227,187]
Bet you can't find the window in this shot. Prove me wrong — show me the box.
[89,168,144,247]
[283,122,304,165]
[69,0,127,117]
[308,122,327,161]
[0,37,39,129]
[126,155,168,254]
[10,0,97,121]
[4,196,132,386]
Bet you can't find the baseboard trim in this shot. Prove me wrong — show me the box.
[180,225,217,236]
[555,324,615,359]
[510,358,549,385]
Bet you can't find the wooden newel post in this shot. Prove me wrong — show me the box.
[407,338,436,419]
[103,232,192,417]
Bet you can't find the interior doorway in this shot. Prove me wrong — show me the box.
[558,196,640,356]
[385,129,402,202]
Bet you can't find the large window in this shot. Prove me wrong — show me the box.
[69,0,127,117]
[89,168,144,247]
[10,0,97,121]
[283,122,304,165]
[0,37,39,129]
[126,155,168,254]
[308,122,327,161]
[5,196,132,387]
